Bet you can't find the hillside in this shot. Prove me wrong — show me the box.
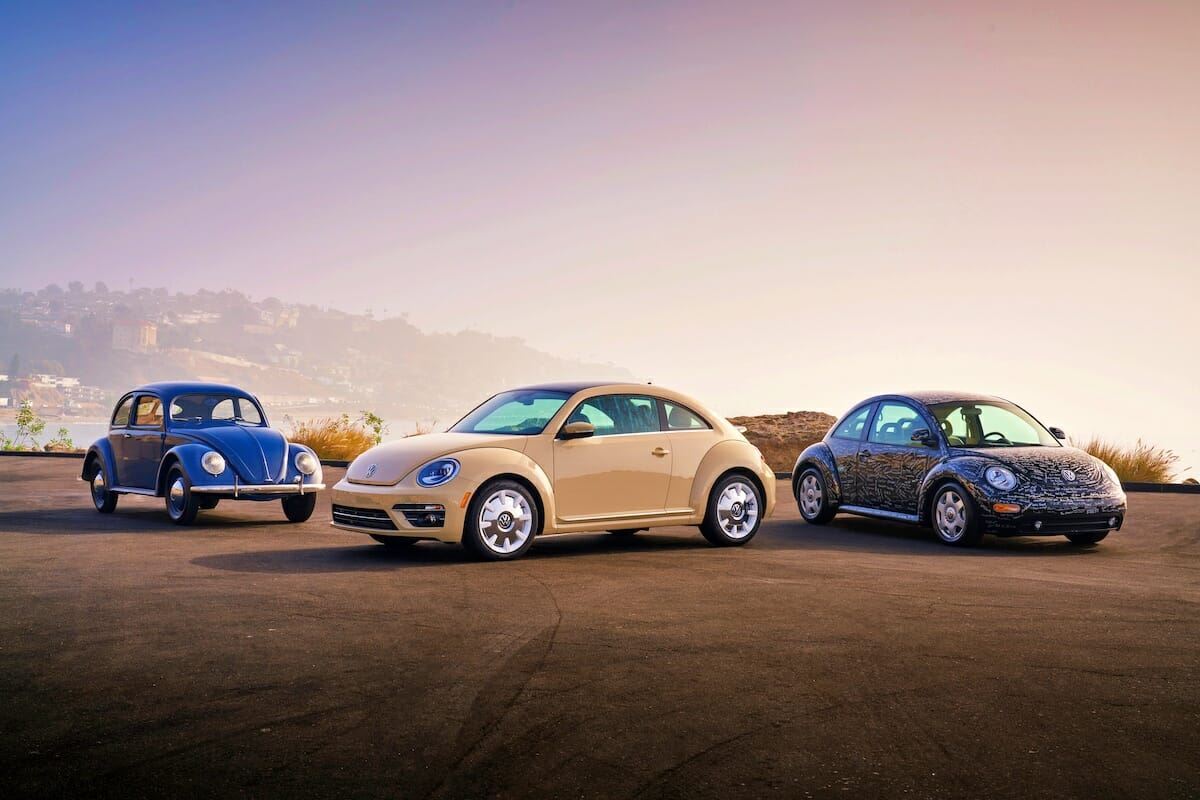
[729,410,837,472]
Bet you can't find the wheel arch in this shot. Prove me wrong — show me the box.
[81,441,115,482]
[792,442,841,505]
[476,472,548,535]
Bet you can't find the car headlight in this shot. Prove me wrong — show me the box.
[417,458,460,487]
[1100,461,1121,486]
[201,451,226,476]
[295,451,318,476]
[984,465,1017,491]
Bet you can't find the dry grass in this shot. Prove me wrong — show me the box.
[1076,437,1180,484]
[285,415,377,461]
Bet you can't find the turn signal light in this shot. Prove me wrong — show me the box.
[992,503,1021,514]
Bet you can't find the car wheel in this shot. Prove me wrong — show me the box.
[1066,531,1109,546]
[165,467,200,525]
[89,464,118,514]
[370,535,419,549]
[198,497,220,510]
[796,467,835,524]
[463,480,539,561]
[931,482,982,547]
[700,474,763,546]
[281,493,317,523]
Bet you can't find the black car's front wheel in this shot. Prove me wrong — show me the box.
[931,482,982,547]
[281,493,317,523]
[89,463,118,513]
[1066,531,1109,546]
[796,467,835,524]
[165,467,200,525]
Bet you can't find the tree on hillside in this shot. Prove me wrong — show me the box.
[94,281,109,295]
[8,353,20,379]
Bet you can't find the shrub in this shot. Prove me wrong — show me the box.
[1076,437,1180,484]
[1,401,46,451]
[286,414,378,461]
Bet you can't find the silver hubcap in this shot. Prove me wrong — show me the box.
[717,481,759,539]
[935,490,967,542]
[92,469,107,505]
[168,477,187,517]
[478,489,533,554]
[799,474,822,518]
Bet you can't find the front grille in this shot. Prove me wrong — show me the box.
[1021,513,1122,535]
[332,505,397,531]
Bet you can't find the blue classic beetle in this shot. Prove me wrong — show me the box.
[82,382,325,524]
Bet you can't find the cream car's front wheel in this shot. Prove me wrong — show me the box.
[700,474,763,546]
[462,480,539,561]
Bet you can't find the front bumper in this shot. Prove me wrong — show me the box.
[330,478,467,542]
[191,478,325,496]
[973,491,1127,537]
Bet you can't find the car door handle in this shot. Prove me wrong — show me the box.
[651,447,670,457]
[859,450,871,458]
[122,433,133,439]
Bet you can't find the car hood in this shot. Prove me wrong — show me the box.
[184,425,288,484]
[950,445,1113,491]
[346,432,527,486]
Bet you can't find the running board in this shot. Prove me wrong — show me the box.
[110,486,158,497]
[557,508,695,524]
[838,505,920,524]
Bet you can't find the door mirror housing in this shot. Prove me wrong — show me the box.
[559,420,596,440]
[1049,426,1067,440]
[910,428,937,447]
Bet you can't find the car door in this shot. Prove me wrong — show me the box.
[125,394,167,489]
[552,393,673,522]
[855,400,934,515]
[106,394,137,486]
[826,403,874,504]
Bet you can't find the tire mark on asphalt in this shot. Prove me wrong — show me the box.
[423,567,563,800]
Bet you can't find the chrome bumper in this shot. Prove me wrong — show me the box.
[191,480,325,496]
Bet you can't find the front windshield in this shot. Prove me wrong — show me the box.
[450,390,570,435]
[169,394,266,427]
[928,401,1059,448]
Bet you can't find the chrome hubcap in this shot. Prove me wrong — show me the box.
[478,489,533,554]
[91,469,107,505]
[168,477,187,516]
[717,481,759,539]
[936,490,967,541]
[799,474,822,518]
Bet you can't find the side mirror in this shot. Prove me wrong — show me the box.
[910,428,937,447]
[1049,427,1067,440]
[559,420,595,440]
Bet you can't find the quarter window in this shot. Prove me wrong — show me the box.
[868,402,926,447]
[664,401,710,431]
[133,396,164,428]
[112,396,134,427]
[832,405,872,441]
[567,395,660,437]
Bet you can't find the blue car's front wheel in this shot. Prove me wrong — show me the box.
[165,467,200,525]
[281,493,316,523]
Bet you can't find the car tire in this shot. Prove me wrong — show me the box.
[281,493,317,523]
[371,535,418,549]
[1066,531,1109,546]
[198,497,220,510]
[462,480,539,561]
[796,467,835,525]
[930,482,983,547]
[165,466,200,525]
[89,463,118,514]
[700,474,763,546]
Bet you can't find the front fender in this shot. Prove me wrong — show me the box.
[419,447,556,531]
[793,442,841,505]
[917,455,989,522]
[156,443,220,495]
[688,439,776,519]
[82,438,116,481]
[284,443,323,486]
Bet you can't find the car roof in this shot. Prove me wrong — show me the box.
[864,391,1010,408]
[509,381,640,394]
[127,381,257,400]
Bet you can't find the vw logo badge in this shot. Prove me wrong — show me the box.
[1061,468,1076,482]
[365,464,377,479]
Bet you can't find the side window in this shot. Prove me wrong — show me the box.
[567,395,660,437]
[868,402,925,447]
[832,405,872,441]
[133,396,164,429]
[664,401,710,431]
[112,396,134,427]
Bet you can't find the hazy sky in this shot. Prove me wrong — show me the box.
[2,1,1197,471]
